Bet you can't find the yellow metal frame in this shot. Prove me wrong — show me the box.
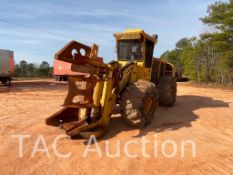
[115,29,158,82]
[46,29,176,139]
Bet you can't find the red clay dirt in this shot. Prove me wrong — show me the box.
[0,79,232,175]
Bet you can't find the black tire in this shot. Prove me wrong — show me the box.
[158,76,177,106]
[8,79,11,87]
[59,76,63,81]
[120,80,158,127]
[1,79,7,84]
[63,76,68,81]
[54,75,59,81]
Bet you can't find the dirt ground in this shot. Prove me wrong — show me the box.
[0,79,232,175]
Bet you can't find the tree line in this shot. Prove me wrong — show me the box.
[161,0,233,85]
[15,60,53,77]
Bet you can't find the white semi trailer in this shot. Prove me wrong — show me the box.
[0,49,15,86]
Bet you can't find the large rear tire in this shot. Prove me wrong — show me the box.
[120,80,158,127]
[158,76,177,106]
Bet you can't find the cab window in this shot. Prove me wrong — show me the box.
[117,39,142,61]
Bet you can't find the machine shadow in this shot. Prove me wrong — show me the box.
[102,95,230,140]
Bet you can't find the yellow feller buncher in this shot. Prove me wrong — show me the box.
[46,29,177,138]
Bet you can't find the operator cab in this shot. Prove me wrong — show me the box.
[114,29,158,68]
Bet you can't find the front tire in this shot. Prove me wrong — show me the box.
[120,80,158,127]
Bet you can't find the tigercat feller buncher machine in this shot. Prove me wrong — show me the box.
[46,29,177,138]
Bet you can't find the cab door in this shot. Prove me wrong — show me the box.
[144,40,154,80]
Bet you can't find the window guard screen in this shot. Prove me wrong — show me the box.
[117,40,142,61]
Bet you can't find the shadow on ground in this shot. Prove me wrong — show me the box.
[0,80,67,93]
[102,95,230,140]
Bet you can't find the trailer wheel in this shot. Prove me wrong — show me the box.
[8,79,11,87]
[1,79,7,84]
[120,80,158,127]
[64,77,68,81]
[55,76,57,81]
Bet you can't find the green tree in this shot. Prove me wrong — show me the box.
[38,61,50,77]
[28,63,39,77]
[160,49,182,66]
[161,0,233,85]
[200,0,233,84]
[19,60,28,77]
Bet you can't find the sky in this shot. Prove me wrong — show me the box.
[0,0,226,65]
